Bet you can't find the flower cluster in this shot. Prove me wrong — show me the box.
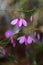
[4,16,36,47]
[17,35,35,45]
[10,18,28,28]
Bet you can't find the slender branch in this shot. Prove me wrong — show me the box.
[0,8,34,13]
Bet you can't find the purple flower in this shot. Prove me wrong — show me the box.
[17,35,35,45]
[10,18,27,28]
[30,16,33,22]
[34,32,36,37]
[17,36,26,44]
[10,37,16,47]
[5,29,14,38]
[27,36,35,44]
[37,34,40,40]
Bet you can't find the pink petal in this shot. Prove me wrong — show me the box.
[16,21,20,28]
[17,36,25,44]
[30,16,33,22]
[34,32,36,37]
[27,36,33,44]
[17,36,22,40]
[37,34,40,40]
[22,18,27,26]
[19,18,23,27]
[10,37,14,44]
[10,18,18,25]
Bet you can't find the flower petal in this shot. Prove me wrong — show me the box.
[22,18,27,26]
[10,37,14,44]
[30,16,33,22]
[34,32,36,37]
[10,18,18,25]
[27,36,33,44]
[37,34,40,40]
[17,36,22,40]
[16,21,19,28]
[19,18,23,27]
[17,36,25,44]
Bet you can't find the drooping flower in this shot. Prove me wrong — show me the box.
[17,35,35,45]
[30,16,33,22]
[27,35,35,44]
[34,32,36,37]
[37,33,40,40]
[34,32,40,41]
[10,18,27,28]
[4,29,14,38]
[10,37,16,47]
[17,36,26,44]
